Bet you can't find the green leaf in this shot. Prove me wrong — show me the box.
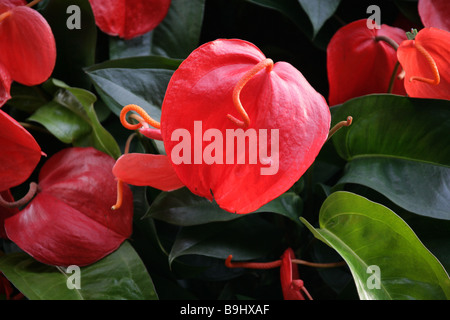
[331,95,450,166]
[169,215,281,265]
[337,157,450,220]
[6,83,50,113]
[147,188,303,226]
[109,33,153,60]
[301,191,450,300]
[86,56,181,118]
[246,0,313,38]
[0,242,158,300]
[151,0,205,59]
[28,101,91,144]
[40,0,97,89]
[297,0,341,37]
[26,80,120,158]
[331,95,450,219]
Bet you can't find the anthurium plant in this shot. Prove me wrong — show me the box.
[0,0,448,301]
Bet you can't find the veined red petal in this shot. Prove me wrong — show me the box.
[113,153,184,191]
[0,5,56,86]
[327,19,406,106]
[5,147,134,267]
[0,190,18,239]
[397,28,450,99]
[0,109,41,192]
[0,62,11,107]
[418,0,450,31]
[280,248,305,300]
[88,0,171,40]
[0,0,25,13]
[161,39,330,214]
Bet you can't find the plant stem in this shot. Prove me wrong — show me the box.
[0,182,39,208]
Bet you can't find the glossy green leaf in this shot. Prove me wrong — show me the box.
[53,85,121,159]
[40,0,97,89]
[6,83,49,113]
[28,101,91,144]
[151,0,205,59]
[169,215,281,265]
[109,33,153,60]
[147,188,303,226]
[337,157,450,220]
[298,0,341,37]
[301,191,450,300]
[331,95,450,165]
[0,241,157,300]
[86,56,181,118]
[331,95,450,220]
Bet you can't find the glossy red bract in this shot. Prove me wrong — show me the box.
[0,0,56,107]
[88,0,171,40]
[0,109,42,192]
[397,28,450,100]
[161,39,330,213]
[327,19,406,106]
[418,0,450,31]
[5,147,134,267]
[114,39,331,214]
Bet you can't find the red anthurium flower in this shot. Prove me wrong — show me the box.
[418,0,450,32]
[88,0,171,40]
[397,27,450,100]
[113,39,331,214]
[225,248,313,300]
[327,19,407,106]
[4,147,134,267]
[0,0,56,107]
[0,190,18,238]
[0,62,11,106]
[0,109,42,192]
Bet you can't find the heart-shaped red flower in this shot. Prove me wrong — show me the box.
[418,0,450,31]
[113,39,331,214]
[88,0,171,40]
[327,19,407,106]
[0,0,56,107]
[0,109,42,192]
[5,147,134,267]
[397,27,450,100]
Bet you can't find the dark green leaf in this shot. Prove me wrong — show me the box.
[331,95,450,220]
[301,191,450,300]
[169,215,281,264]
[246,0,313,38]
[147,188,303,226]
[337,157,450,220]
[27,101,91,144]
[86,56,180,118]
[49,84,121,159]
[298,0,341,37]
[331,95,450,166]
[0,242,158,300]
[151,0,205,59]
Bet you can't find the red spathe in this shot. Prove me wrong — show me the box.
[88,0,171,39]
[327,19,406,106]
[5,147,134,267]
[160,39,331,214]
